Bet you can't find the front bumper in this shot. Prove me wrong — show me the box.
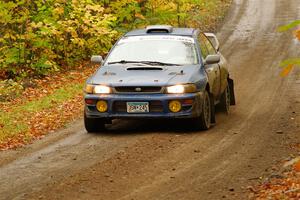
[84,92,204,119]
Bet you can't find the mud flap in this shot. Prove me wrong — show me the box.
[228,78,236,105]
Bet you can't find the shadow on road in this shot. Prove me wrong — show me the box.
[88,118,210,136]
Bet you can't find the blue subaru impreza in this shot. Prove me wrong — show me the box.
[84,25,235,132]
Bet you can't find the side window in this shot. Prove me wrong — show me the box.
[198,34,209,59]
[199,34,217,56]
[205,37,217,55]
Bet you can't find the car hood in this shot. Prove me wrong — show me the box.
[90,64,200,86]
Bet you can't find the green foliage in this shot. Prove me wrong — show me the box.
[278,20,300,32]
[0,0,118,77]
[280,58,300,67]
[0,79,24,101]
[0,0,230,79]
[277,20,300,77]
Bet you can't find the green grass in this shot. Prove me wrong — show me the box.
[0,83,83,143]
[278,20,300,32]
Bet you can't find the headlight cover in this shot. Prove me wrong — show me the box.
[84,84,112,94]
[166,84,197,94]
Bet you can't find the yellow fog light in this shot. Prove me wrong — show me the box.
[96,100,108,112]
[169,100,182,113]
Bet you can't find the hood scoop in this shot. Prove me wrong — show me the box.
[127,67,163,71]
[169,70,185,75]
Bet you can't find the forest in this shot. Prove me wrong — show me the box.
[0,0,230,80]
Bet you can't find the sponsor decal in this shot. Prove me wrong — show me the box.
[119,36,195,44]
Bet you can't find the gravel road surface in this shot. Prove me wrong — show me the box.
[1,0,300,199]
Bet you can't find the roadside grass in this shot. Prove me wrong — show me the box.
[0,65,96,149]
[0,82,84,147]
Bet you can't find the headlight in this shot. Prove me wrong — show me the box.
[166,84,197,94]
[94,85,111,94]
[84,84,112,94]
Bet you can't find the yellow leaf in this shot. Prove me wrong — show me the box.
[294,29,300,41]
[54,7,64,15]
[294,160,300,172]
[135,13,145,20]
[280,64,293,77]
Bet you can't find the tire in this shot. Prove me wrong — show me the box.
[193,90,212,130]
[84,113,105,133]
[219,84,231,114]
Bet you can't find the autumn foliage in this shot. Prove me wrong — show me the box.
[0,0,230,79]
[294,28,300,41]
[0,0,118,79]
[279,20,300,77]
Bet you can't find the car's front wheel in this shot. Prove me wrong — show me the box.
[84,113,105,133]
[193,90,212,130]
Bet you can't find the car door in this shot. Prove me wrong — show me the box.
[198,33,221,99]
[217,53,229,95]
[205,33,229,96]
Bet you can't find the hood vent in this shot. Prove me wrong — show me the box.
[103,71,116,76]
[127,67,163,71]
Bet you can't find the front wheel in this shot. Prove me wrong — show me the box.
[193,90,212,130]
[84,113,105,133]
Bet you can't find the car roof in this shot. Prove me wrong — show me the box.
[124,25,198,37]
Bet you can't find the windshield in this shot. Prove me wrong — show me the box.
[105,36,198,65]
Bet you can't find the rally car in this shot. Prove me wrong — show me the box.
[84,25,235,132]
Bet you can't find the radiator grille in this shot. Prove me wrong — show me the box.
[114,86,162,93]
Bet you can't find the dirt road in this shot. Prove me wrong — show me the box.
[1,0,299,199]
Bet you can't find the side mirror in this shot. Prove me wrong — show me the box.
[91,55,103,64]
[204,55,220,65]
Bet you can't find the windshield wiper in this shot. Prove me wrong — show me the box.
[108,60,143,65]
[108,60,181,66]
[138,61,181,66]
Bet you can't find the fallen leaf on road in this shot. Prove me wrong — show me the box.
[280,64,293,77]
[293,160,300,172]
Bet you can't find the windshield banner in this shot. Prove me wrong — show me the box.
[119,36,195,44]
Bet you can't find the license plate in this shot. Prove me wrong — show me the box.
[127,102,149,113]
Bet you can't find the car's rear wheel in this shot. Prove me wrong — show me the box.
[84,113,105,133]
[219,84,231,114]
[193,90,212,130]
